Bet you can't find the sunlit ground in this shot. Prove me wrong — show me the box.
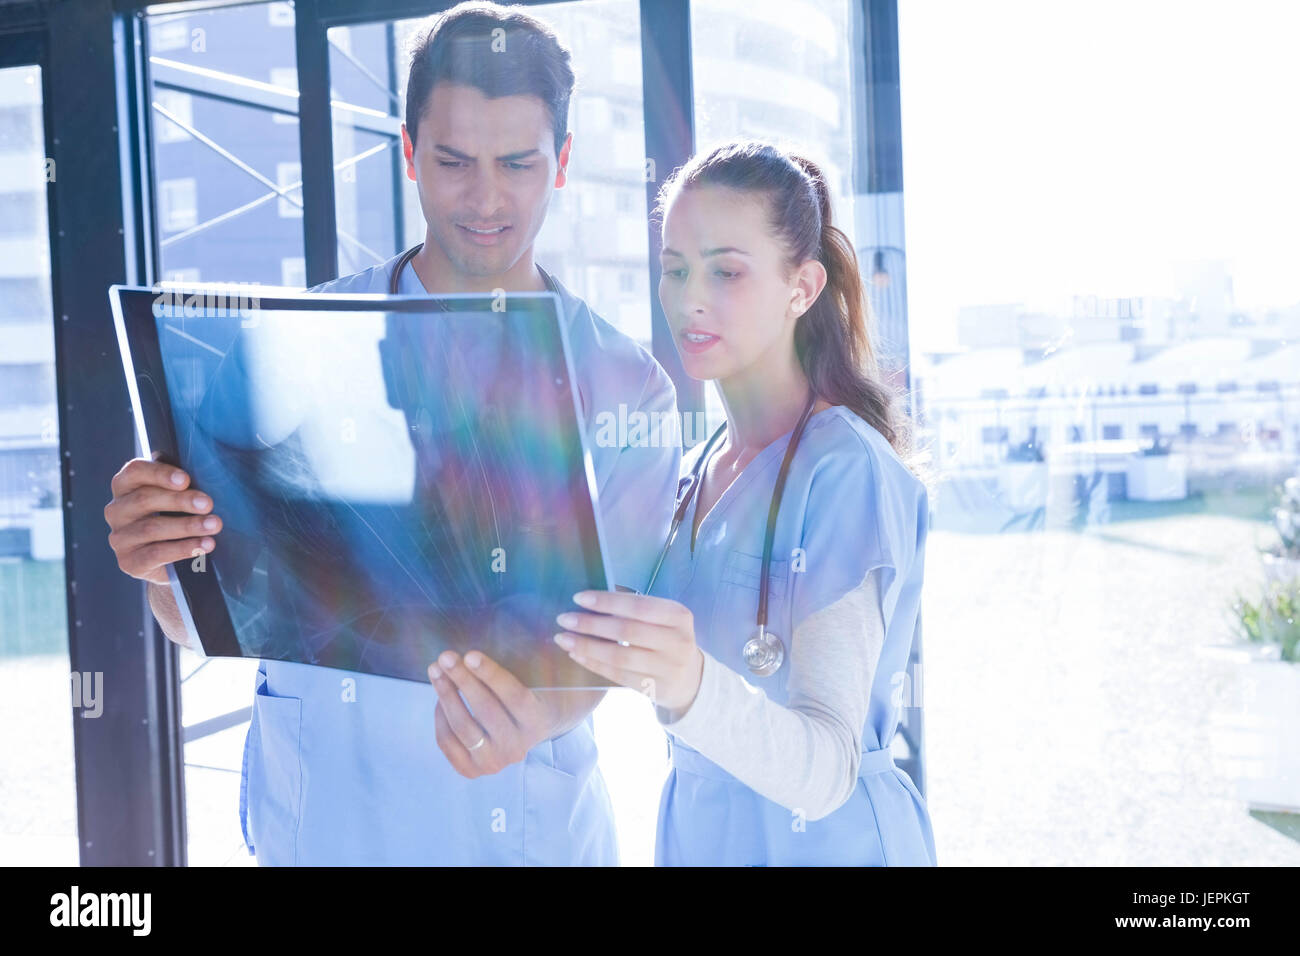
[922,484,1300,865]
[3,487,1298,864]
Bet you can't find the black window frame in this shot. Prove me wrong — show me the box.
[0,0,915,864]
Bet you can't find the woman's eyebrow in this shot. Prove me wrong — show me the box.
[660,246,750,257]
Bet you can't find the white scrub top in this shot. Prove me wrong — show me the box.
[650,405,937,866]
[238,249,681,864]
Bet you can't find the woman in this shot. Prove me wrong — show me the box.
[553,140,936,866]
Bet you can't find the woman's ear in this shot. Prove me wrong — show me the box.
[789,259,828,319]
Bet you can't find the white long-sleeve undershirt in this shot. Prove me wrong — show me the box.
[654,566,885,821]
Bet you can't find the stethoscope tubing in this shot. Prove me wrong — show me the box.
[644,390,819,632]
[389,242,561,297]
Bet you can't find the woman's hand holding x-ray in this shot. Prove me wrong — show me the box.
[553,591,705,714]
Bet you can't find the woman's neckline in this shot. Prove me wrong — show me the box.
[689,401,842,552]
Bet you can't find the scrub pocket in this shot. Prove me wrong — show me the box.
[719,548,789,593]
[242,680,303,866]
[521,722,617,866]
[710,548,792,694]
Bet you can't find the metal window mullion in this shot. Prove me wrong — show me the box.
[34,0,186,866]
[150,63,403,137]
[125,4,190,869]
[313,0,585,29]
[638,0,701,431]
[857,0,925,799]
[385,19,405,255]
[295,0,339,285]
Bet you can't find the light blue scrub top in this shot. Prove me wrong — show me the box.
[650,405,937,866]
[238,250,680,865]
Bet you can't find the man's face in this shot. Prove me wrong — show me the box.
[402,83,571,279]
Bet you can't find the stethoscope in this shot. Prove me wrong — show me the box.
[643,391,820,677]
[389,242,561,296]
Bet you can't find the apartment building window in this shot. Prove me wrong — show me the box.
[280,257,306,288]
[159,178,197,232]
[276,161,302,218]
[153,89,193,144]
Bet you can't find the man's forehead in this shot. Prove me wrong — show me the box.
[419,85,552,149]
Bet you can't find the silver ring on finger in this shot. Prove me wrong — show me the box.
[467,736,486,752]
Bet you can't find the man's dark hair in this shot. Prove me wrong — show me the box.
[405,2,575,157]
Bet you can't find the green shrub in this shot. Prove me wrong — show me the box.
[1269,476,1300,560]
[1230,578,1300,663]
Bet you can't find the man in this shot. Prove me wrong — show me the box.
[103,2,680,865]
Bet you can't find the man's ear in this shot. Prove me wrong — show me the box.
[401,123,417,182]
[554,131,573,189]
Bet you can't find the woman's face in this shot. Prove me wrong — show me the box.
[658,185,802,383]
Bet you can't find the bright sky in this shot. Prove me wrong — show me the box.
[896,0,1300,351]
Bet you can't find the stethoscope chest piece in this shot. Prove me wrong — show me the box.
[742,625,785,677]
[644,392,819,682]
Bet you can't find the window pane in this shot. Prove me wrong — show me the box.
[689,0,872,432]
[146,2,296,865]
[0,63,77,865]
[328,19,408,277]
[148,4,303,286]
[900,0,1300,864]
[327,1,653,348]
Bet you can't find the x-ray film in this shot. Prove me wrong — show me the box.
[110,284,613,688]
